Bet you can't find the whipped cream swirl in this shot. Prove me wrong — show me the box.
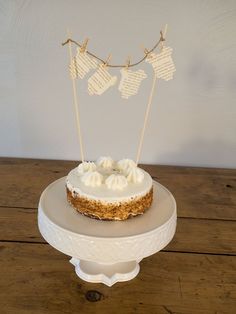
[97,156,114,169]
[81,171,103,187]
[105,174,128,190]
[77,161,97,175]
[117,158,136,175]
[126,166,144,183]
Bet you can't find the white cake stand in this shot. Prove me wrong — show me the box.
[38,178,177,287]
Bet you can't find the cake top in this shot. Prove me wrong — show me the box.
[75,157,144,189]
[66,157,153,202]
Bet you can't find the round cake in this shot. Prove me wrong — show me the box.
[66,157,153,220]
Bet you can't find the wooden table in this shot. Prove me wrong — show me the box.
[0,158,236,314]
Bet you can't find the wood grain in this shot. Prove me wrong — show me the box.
[0,157,235,220]
[1,206,236,255]
[0,242,236,314]
[0,157,76,209]
[166,217,236,255]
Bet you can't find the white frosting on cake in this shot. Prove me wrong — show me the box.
[126,166,144,183]
[81,171,103,187]
[96,156,114,169]
[77,161,97,174]
[105,174,128,190]
[66,161,153,203]
[117,158,136,174]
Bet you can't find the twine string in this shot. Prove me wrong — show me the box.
[62,32,165,68]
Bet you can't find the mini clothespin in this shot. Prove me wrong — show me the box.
[160,24,168,50]
[103,54,112,67]
[141,44,149,57]
[141,44,150,64]
[125,56,131,70]
[160,31,165,43]
[80,38,89,53]
[144,48,149,55]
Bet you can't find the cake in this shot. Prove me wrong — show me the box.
[66,157,153,220]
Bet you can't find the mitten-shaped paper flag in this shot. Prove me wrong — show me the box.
[70,49,98,80]
[88,65,117,95]
[146,46,176,81]
[118,69,147,99]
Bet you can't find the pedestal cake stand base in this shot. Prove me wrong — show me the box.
[70,258,140,286]
[38,178,177,286]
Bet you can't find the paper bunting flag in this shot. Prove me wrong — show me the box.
[69,49,98,80]
[118,68,147,99]
[88,65,117,95]
[146,46,176,81]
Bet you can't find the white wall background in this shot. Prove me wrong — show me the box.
[0,0,236,168]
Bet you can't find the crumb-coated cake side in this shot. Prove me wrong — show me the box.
[66,187,153,220]
[66,157,154,221]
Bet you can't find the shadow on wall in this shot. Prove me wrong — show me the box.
[155,138,236,169]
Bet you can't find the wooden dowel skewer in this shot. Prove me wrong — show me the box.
[135,24,168,165]
[67,30,85,163]
[135,74,157,165]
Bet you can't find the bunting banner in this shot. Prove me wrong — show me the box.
[66,35,176,98]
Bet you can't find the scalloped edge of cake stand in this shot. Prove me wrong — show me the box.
[70,258,140,287]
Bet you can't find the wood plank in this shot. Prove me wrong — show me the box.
[1,207,236,255]
[0,242,235,314]
[152,171,236,221]
[0,207,43,243]
[166,217,236,255]
[0,157,236,220]
[0,157,76,209]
